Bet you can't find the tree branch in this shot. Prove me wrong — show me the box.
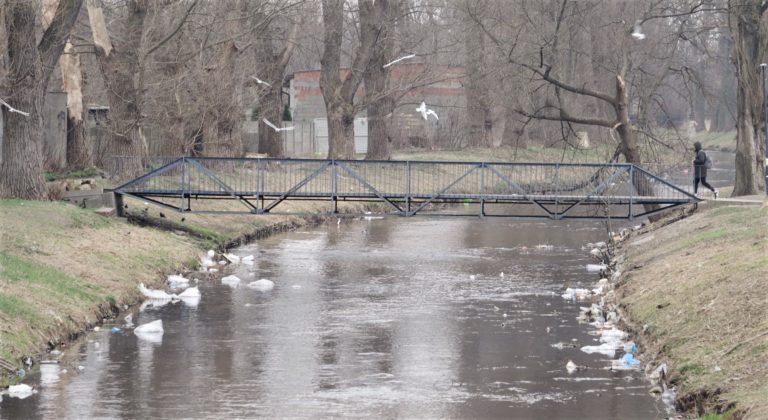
[38,0,84,88]
[516,106,616,128]
[144,0,199,59]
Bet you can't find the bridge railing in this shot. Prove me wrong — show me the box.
[114,157,698,219]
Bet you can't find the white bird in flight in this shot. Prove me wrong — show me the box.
[416,101,439,121]
[631,21,645,40]
[250,76,272,87]
[262,118,295,132]
[383,53,416,68]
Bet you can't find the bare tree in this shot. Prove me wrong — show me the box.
[729,0,767,196]
[90,0,198,176]
[320,0,378,159]
[255,7,301,158]
[1,0,83,199]
[362,0,401,160]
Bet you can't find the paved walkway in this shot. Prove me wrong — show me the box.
[700,194,766,207]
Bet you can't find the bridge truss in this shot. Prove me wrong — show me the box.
[112,157,699,220]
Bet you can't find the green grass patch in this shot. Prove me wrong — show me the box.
[679,362,706,377]
[45,167,100,182]
[0,294,39,323]
[0,252,103,304]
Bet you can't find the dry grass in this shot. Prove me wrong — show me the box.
[617,205,768,418]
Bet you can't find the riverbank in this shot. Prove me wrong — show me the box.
[615,204,767,418]
[0,197,373,386]
[2,194,765,418]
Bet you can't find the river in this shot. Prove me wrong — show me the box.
[1,216,671,419]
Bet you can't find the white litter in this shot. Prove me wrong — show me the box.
[138,283,175,300]
[566,360,578,373]
[223,253,240,264]
[6,384,36,399]
[177,286,201,308]
[167,274,190,289]
[561,288,591,300]
[247,279,275,291]
[134,319,163,334]
[581,343,618,357]
[221,275,241,288]
[586,264,607,272]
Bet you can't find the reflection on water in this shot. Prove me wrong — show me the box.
[2,218,666,419]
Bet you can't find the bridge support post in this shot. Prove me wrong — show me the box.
[114,192,125,217]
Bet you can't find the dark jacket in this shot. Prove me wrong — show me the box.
[693,149,708,178]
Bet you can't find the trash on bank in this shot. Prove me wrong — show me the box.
[223,253,240,264]
[138,283,175,300]
[167,274,190,289]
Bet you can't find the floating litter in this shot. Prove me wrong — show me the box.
[247,279,274,292]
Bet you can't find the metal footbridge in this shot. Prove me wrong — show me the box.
[112,157,699,220]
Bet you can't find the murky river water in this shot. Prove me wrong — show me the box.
[2,216,672,419]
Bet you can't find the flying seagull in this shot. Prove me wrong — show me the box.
[631,21,645,40]
[383,53,416,68]
[262,118,295,132]
[250,76,272,87]
[416,101,439,121]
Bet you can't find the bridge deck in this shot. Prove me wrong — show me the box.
[113,157,699,220]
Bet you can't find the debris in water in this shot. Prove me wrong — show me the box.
[247,279,275,291]
[134,320,164,345]
[586,263,607,273]
[221,275,241,288]
[580,343,618,358]
[94,326,100,332]
[566,360,578,373]
[5,384,36,399]
[134,319,163,334]
[111,327,121,333]
[561,288,591,301]
[124,314,133,327]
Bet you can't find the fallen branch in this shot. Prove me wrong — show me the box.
[0,98,31,117]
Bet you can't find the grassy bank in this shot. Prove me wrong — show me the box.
[617,205,768,418]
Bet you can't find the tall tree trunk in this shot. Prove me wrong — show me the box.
[320,0,376,160]
[255,17,299,158]
[0,0,83,199]
[257,84,285,157]
[363,0,397,160]
[203,40,242,157]
[61,41,92,169]
[730,0,766,196]
[463,0,489,147]
[95,0,148,177]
